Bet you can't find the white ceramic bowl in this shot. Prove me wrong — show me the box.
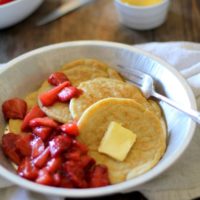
[0,41,196,197]
[0,0,44,29]
[114,0,171,30]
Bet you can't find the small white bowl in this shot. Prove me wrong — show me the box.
[0,0,44,29]
[114,0,171,30]
[0,41,196,197]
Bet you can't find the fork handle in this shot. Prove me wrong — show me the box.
[152,91,200,124]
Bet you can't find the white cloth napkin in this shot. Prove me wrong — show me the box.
[136,42,200,200]
[0,42,200,200]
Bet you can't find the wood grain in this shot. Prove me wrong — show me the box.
[0,0,199,199]
[0,0,199,63]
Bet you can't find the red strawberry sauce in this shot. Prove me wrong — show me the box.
[1,72,110,188]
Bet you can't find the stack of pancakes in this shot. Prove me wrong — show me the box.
[8,59,167,184]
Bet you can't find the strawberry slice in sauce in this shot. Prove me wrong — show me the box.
[72,139,88,155]
[58,87,82,102]
[31,137,45,158]
[17,158,38,180]
[32,126,52,141]
[64,160,88,188]
[36,168,54,185]
[2,98,27,121]
[59,174,74,188]
[15,134,33,157]
[49,135,72,157]
[88,165,110,188]
[60,122,79,136]
[21,105,45,132]
[33,147,50,168]
[48,72,70,86]
[29,117,58,129]
[2,133,22,165]
[39,81,71,107]
[45,157,62,173]
[80,155,96,170]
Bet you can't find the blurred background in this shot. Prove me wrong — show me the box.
[0,1,199,200]
[0,0,199,63]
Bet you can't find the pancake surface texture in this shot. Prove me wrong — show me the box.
[70,78,151,120]
[24,91,38,111]
[61,58,123,86]
[37,81,72,123]
[37,59,122,123]
[78,98,166,184]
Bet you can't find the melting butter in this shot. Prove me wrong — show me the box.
[98,121,137,162]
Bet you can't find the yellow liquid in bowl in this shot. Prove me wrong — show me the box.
[121,0,163,6]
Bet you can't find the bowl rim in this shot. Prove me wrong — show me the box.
[0,0,43,9]
[115,0,169,9]
[0,40,196,197]
[0,0,26,8]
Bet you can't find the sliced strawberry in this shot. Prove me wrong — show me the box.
[32,126,52,141]
[29,117,58,129]
[72,140,88,155]
[80,155,95,170]
[31,137,45,158]
[21,105,45,132]
[65,149,81,161]
[48,72,70,86]
[45,157,62,173]
[2,133,22,165]
[36,168,54,186]
[88,165,110,188]
[39,81,70,107]
[49,135,72,157]
[63,160,88,188]
[59,174,74,188]
[53,173,62,186]
[47,129,59,142]
[16,134,33,157]
[58,87,82,102]
[17,158,38,180]
[33,147,50,168]
[2,98,27,121]
[60,122,79,136]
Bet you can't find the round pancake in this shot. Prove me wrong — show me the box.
[61,58,123,86]
[24,91,38,111]
[37,58,123,123]
[37,81,72,123]
[148,99,162,117]
[78,98,166,184]
[70,78,152,120]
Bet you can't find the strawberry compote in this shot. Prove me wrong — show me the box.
[1,72,110,188]
[1,105,110,188]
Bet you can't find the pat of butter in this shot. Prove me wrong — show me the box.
[98,121,137,162]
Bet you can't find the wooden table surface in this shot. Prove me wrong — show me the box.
[0,0,200,199]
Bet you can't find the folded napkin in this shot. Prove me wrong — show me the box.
[0,42,199,200]
[136,42,200,200]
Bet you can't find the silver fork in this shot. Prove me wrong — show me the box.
[115,66,200,124]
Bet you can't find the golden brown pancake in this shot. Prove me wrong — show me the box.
[37,81,72,123]
[24,91,38,111]
[61,58,123,86]
[37,59,123,123]
[70,78,151,120]
[78,98,166,184]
